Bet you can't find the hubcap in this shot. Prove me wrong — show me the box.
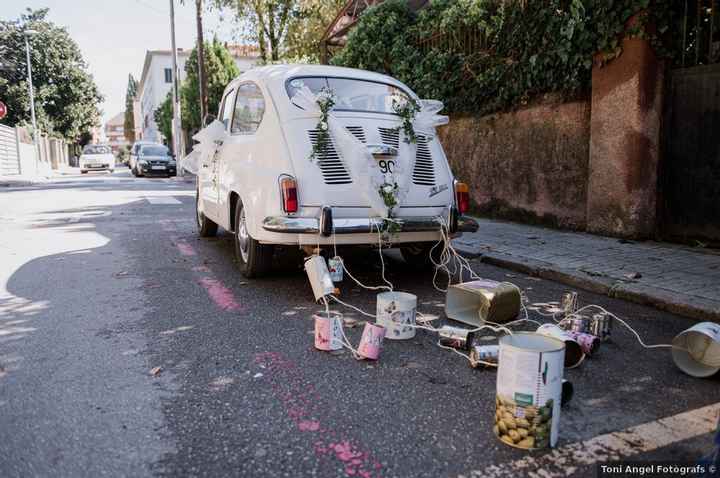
[237,208,249,263]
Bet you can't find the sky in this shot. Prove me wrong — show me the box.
[3,0,242,126]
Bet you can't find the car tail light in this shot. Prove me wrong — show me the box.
[455,181,470,215]
[280,176,298,214]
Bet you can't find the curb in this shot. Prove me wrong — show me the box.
[457,249,720,322]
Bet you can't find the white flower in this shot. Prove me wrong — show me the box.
[383,185,394,194]
[319,121,328,131]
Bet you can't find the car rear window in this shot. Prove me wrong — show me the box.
[140,146,170,156]
[82,145,111,154]
[286,76,410,114]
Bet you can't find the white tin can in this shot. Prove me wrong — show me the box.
[495,332,565,449]
[376,291,417,340]
[327,256,344,282]
[304,255,335,302]
[672,322,720,377]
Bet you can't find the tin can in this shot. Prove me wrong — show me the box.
[561,292,578,314]
[357,322,385,360]
[438,325,475,351]
[304,255,335,302]
[561,316,590,334]
[376,291,417,340]
[589,313,612,341]
[328,256,344,282]
[469,345,499,368]
[672,322,720,377]
[495,333,565,449]
[567,331,600,356]
[314,311,344,351]
[536,324,584,368]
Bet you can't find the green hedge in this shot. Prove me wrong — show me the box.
[332,0,672,115]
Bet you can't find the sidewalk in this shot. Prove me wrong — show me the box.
[454,218,720,321]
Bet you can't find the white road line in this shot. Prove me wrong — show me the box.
[145,196,182,205]
[463,403,719,478]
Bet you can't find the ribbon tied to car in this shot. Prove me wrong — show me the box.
[180,119,226,175]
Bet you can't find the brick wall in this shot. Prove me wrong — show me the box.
[438,98,591,230]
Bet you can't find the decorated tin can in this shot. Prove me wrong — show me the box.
[536,324,584,368]
[495,333,565,449]
[469,345,499,368]
[357,322,385,360]
[561,316,590,334]
[376,291,417,340]
[567,331,600,356]
[314,311,344,351]
[590,313,612,341]
[438,325,475,351]
[561,292,578,314]
[328,256,344,282]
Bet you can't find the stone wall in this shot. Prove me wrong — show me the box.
[438,99,591,230]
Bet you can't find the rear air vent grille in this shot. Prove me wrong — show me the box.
[378,127,400,149]
[412,135,435,186]
[307,130,352,185]
[346,126,366,143]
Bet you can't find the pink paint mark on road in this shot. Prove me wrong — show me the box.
[199,277,241,312]
[175,241,196,256]
[255,352,382,478]
[298,420,321,432]
[192,265,211,273]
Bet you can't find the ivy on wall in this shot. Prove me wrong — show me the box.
[331,0,674,115]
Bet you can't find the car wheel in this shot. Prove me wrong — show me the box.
[234,201,273,278]
[196,187,218,237]
[400,242,444,270]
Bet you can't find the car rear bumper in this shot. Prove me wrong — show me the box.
[262,210,478,236]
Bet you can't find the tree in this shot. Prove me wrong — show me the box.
[283,0,345,62]
[180,40,239,134]
[123,74,137,143]
[211,0,297,62]
[0,8,102,141]
[154,91,173,148]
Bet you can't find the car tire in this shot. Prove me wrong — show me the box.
[196,188,218,238]
[234,200,273,278]
[400,242,444,270]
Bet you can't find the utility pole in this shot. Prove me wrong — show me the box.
[168,0,184,175]
[23,29,39,176]
[195,0,208,126]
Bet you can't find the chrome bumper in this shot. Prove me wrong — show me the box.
[262,214,479,235]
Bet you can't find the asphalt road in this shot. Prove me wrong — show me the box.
[1,170,718,478]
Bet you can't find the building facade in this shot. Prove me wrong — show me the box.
[137,46,259,145]
[104,112,128,154]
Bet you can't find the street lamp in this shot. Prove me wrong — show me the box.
[23,29,40,175]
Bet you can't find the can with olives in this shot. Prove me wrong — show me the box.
[495,332,565,449]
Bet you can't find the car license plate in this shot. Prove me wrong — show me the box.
[151,165,166,170]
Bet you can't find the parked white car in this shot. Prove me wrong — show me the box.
[79,145,115,174]
[193,64,477,277]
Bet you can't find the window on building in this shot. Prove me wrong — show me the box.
[232,83,265,134]
[164,68,172,83]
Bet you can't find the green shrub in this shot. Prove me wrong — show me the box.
[332,0,673,115]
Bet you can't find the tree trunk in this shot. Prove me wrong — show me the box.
[195,0,209,125]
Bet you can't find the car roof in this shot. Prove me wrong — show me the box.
[228,64,417,121]
[233,64,414,94]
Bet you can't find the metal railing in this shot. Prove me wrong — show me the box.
[677,0,719,67]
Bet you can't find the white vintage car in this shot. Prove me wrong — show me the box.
[193,64,477,277]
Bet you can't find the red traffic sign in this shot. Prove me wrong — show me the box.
[0,101,6,120]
